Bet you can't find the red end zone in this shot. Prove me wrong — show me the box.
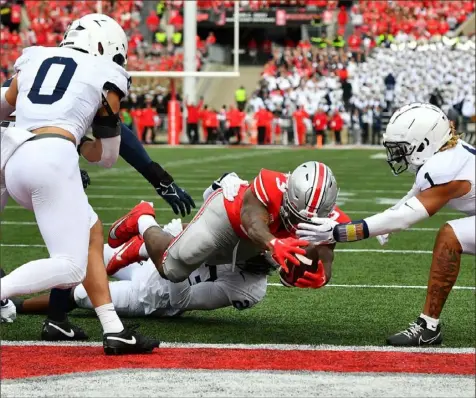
[1,344,474,379]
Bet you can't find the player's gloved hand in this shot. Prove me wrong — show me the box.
[294,261,327,289]
[163,218,183,238]
[296,217,338,244]
[376,234,389,246]
[80,169,91,189]
[157,182,196,217]
[267,237,308,273]
[203,172,248,202]
[220,172,248,201]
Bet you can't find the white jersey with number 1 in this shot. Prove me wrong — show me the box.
[415,139,475,254]
[13,46,130,144]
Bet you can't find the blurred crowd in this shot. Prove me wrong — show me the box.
[0,0,215,80]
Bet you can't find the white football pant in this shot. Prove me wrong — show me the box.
[1,138,89,300]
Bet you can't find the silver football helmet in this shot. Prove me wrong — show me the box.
[280,161,339,233]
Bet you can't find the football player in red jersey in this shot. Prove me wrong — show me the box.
[107,162,350,287]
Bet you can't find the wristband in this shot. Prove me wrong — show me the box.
[333,220,369,242]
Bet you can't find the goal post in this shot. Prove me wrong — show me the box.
[128,1,240,145]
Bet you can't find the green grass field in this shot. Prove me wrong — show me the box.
[1,147,475,347]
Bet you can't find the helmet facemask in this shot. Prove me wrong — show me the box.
[280,175,337,233]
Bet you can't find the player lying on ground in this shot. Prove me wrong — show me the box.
[14,219,272,318]
[107,161,351,288]
[296,103,475,346]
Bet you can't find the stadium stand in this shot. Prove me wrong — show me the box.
[0,0,474,145]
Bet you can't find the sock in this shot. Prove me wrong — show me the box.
[47,288,72,322]
[139,242,149,259]
[420,313,439,331]
[95,303,124,334]
[138,215,159,237]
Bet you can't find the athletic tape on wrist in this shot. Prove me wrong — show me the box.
[333,220,369,242]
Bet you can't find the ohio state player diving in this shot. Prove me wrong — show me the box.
[107,162,351,288]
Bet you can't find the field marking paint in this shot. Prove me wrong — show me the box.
[0,221,442,233]
[0,243,434,254]
[1,341,474,354]
[3,206,463,217]
[88,150,288,177]
[370,153,388,159]
[267,283,475,291]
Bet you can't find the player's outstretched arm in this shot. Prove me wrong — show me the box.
[298,180,471,244]
[241,189,307,272]
[118,126,195,216]
[241,189,275,249]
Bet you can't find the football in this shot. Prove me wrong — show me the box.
[279,244,320,287]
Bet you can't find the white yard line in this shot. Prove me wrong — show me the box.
[267,283,474,291]
[88,150,288,177]
[0,244,434,254]
[0,221,442,232]
[0,340,473,354]
[3,206,463,216]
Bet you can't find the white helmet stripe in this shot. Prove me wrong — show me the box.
[307,162,327,213]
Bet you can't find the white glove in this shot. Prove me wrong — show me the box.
[163,218,183,238]
[296,217,338,244]
[202,172,248,202]
[376,234,389,246]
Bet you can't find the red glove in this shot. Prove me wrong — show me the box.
[267,237,308,273]
[294,260,327,289]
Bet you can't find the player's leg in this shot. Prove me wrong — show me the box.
[387,216,475,346]
[73,214,159,354]
[1,139,89,301]
[74,280,147,317]
[109,192,237,283]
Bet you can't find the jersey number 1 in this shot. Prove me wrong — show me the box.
[28,57,77,105]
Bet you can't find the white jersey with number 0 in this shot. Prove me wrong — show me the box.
[13,46,130,144]
[415,140,475,216]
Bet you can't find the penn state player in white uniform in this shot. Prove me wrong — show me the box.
[0,14,159,354]
[72,218,268,317]
[297,103,475,346]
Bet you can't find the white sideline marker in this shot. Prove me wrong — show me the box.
[1,340,474,354]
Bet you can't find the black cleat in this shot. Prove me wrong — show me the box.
[103,325,160,355]
[41,318,89,341]
[387,317,443,346]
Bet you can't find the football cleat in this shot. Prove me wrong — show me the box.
[108,201,155,248]
[387,317,443,346]
[103,325,160,355]
[1,299,17,323]
[41,318,89,341]
[106,235,146,276]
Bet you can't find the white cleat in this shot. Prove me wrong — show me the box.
[1,299,17,323]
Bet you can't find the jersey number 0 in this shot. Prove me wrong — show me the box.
[28,57,77,105]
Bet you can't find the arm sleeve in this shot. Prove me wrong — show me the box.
[119,123,153,172]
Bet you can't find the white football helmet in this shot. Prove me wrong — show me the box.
[60,13,128,67]
[281,161,338,233]
[383,103,452,174]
